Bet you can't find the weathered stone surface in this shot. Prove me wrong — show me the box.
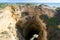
[0,4,60,40]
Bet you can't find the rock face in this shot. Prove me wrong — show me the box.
[0,4,60,40]
[0,6,25,40]
[35,4,56,18]
[0,6,17,40]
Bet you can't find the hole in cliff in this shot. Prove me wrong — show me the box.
[25,27,39,40]
[16,23,40,40]
[16,20,40,40]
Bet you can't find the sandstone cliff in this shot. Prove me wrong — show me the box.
[0,4,60,40]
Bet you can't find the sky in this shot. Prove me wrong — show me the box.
[0,0,60,7]
[0,0,60,3]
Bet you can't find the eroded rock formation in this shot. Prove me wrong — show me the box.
[0,4,60,40]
